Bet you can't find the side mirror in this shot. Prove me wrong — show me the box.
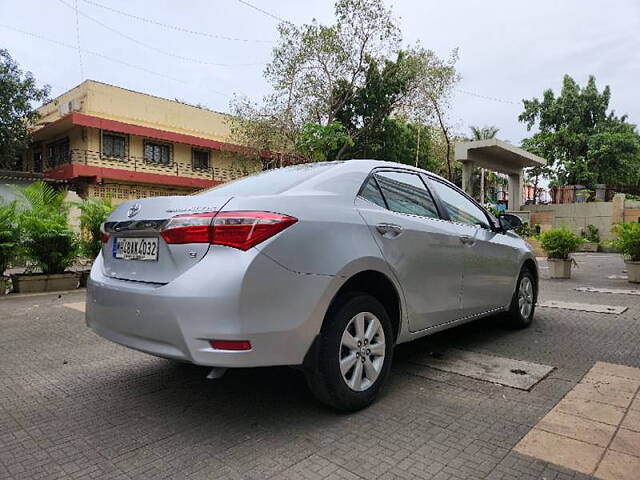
[498,213,523,232]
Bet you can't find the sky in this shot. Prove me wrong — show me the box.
[2,0,640,145]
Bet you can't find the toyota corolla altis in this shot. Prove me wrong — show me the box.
[87,160,537,410]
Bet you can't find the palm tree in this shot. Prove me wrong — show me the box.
[469,125,499,203]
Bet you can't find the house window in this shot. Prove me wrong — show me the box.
[102,132,127,158]
[46,138,70,168]
[192,149,210,170]
[144,141,172,165]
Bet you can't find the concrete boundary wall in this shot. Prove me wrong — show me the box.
[521,195,640,240]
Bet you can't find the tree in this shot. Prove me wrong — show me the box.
[229,0,460,170]
[403,47,460,180]
[469,125,499,202]
[264,0,400,129]
[519,74,640,187]
[296,122,352,161]
[229,0,400,165]
[0,50,50,170]
[332,51,422,158]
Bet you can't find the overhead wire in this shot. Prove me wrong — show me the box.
[236,0,287,23]
[73,0,84,80]
[57,0,266,67]
[0,24,185,84]
[79,0,275,43]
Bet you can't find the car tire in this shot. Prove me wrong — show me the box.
[504,267,536,329]
[305,293,394,411]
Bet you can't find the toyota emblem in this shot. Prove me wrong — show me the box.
[127,203,141,218]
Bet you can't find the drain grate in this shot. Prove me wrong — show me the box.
[538,300,627,314]
[576,286,640,296]
[409,348,555,390]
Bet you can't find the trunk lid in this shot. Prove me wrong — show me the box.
[101,195,231,283]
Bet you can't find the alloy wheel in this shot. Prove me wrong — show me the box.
[518,276,534,319]
[339,312,386,391]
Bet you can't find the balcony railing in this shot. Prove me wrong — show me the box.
[38,149,247,183]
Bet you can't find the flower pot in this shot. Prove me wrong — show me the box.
[0,277,7,295]
[625,261,640,284]
[547,258,573,279]
[578,242,599,252]
[526,238,545,257]
[11,272,80,294]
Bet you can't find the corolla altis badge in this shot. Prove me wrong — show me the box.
[165,206,218,214]
[127,203,141,218]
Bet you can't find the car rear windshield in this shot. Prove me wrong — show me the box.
[199,162,339,196]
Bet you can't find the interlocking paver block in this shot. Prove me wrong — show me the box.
[1,254,639,479]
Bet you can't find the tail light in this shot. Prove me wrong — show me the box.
[100,223,109,243]
[160,211,297,250]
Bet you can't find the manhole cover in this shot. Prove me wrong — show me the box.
[510,369,527,376]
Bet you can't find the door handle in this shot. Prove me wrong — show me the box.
[376,223,403,238]
[460,234,475,246]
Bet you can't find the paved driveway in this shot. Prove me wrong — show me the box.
[1,254,639,480]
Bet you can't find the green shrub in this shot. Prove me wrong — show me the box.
[540,228,582,260]
[611,223,640,262]
[76,197,114,258]
[0,201,20,275]
[514,221,533,237]
[582,224,600,243]
[15,182,79,274]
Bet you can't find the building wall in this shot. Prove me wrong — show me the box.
[78,127,250,183]
[521,197,640,240]
[37,80,233,143]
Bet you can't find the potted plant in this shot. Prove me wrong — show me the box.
[0,201,20,294]
[611,222,640,283]
[12,182,80,293]
[579,224,600,252]
[540,228,582,279]
[76,197,114,287]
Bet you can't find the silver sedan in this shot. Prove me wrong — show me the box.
[87,160,537,410]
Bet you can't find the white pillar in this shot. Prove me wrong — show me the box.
[461,161,473,197]
[508,170,522,211]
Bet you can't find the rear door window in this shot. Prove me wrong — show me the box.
[363,170,439,219]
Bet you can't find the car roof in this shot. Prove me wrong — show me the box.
[337,159,453,186]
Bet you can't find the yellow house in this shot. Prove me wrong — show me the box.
[24,80,260,203]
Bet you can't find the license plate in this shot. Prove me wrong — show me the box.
[113,237,159,261]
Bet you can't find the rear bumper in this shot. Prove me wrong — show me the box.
[86,247,334,367]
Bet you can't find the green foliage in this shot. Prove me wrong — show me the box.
[0,201,20,275]
[611,223,640,261]
[230,0,459,177]
[297,122,352,161]
[15,182,78,274]
[76,197,114,258]
[333,51,420,158]
[519,74,640,187]
[582,224,600,243]
[469,125,499,141]
[514,222,533,238]
[539,228,582,260]
[0,49,50,169]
